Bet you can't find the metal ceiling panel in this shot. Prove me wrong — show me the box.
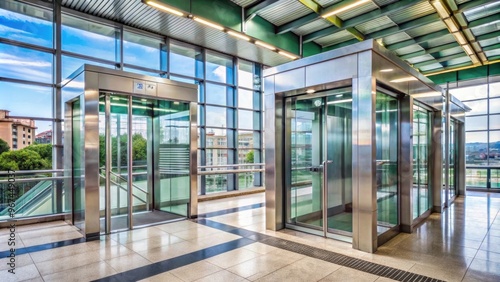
[314,29,355,46]
[405,21,446,38]
[470,21,500,37]
[337,1,378,21]
[373,0,399,7]
[293,18,331,36]
[355,16,396,34]
[446,56,472,66]
[379,32,412,45]
[456,0,472,4]
[463,1,500,22]
[479,37,500,48]
[485,49,500,57]
[425,34,456,48]
[406,54,435,64]
[316,0,343,6]
[419,62,443,72]
[229,0,261,8]
[258,0,313,26]
[436,46,466,57]
[389,1,434,24]
[395,44,425,56]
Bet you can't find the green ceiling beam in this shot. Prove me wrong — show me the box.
[483,43,500,52]
[467,13,500,29]
[299,0,343,27]
[346,27,364,41]
[323,14,440,49]
[301,0,423,43]
[245,0,281,20]
[400,42,460,60]
[277,13,319,34]
[413,53,467,69]
[385,29,450,51]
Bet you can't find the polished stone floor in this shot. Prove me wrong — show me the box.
[1,191,500,281]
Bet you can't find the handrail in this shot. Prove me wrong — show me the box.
[109,171,149,195]
[198,163,264,169]
[0,169,64,175]
[198,168,264,175]
[109,178,147,205]
[0,176,66,184]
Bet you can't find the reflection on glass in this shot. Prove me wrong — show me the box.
[376,91,398,233]
[0,2,53,48]
[0,43,53,83]
[489,131,500,167]
[72,96,85,230]
[466,169,488,187]
[464,99,488,116]
[238,89,260,110]
[449,120,457,197]
[492,169,500,188]
[490,98,500,114]
[62,15,117,61]
[123,31,162,70]
[169,41,202,78]
[206,51,233,84]
[206,106,227,127]
[206,83,231,106]
[238,60,260,90]
[490,82,500,98]
[490,115,500,130]
[466,116,488,131]
[62,55,114,80]
[450,84,487,101]
[412,104,431,219]
[239,110,259,130]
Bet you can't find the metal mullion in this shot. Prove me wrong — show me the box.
[0,38,55,54]
[127,95,133,229]
[122,64,163,74]
[61,51,117,66]
[117,25,124,69]
[0,77,54,88]
[61,6,120,28]
[105,95,111,234]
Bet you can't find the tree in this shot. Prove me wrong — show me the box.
[245,150,254,163]
[0,138,9,155]
[0,149,50,170]
[24,144,52,163]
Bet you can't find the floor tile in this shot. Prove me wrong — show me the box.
[137,241,199,263]
[35,249,102,276]
[42,261,116,282]
[255,256,340,282]
[0,263,40,281]
[319,267,378,282]
[242,242,279,254]
[123,233,184,252]
[0,253,33,271]
[105,253,152,272]
[206,248,261,268]
[194,270,247,282]
[407,263,466,281]
[138,272,184,282]
[170,261,223,281]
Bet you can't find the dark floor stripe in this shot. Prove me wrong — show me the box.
[197,203,264,218]
[92,238,255,282]
[0,237,86,258]
[197,219,444,282]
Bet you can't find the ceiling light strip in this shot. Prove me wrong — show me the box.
[193,17,224,30]
[146,1,184,16]
[321,0,369,18]
[227,30,250,41]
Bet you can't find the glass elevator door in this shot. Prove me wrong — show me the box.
[286,88,353,239]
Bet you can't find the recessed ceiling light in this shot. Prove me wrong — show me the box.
[193,17,224,31]
[278,51,298,60]
[306,89,315,94]
[146,1,184,16]
[380,69,393,72]
[227,30,250,41]
[255,41,276,51]
[390,77,418,83]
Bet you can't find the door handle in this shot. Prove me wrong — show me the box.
[322,160,332,237]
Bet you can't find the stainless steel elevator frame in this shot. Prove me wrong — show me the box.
[62,65,198,240]
[264,40,470,253]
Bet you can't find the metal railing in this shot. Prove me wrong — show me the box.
[197,163,265,175]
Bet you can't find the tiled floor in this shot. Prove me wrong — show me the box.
[1,191,500,281]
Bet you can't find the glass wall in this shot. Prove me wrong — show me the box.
[375,91,399,233]
[0,0,263,221]
[413,103,432,219]
[450,79,500,190]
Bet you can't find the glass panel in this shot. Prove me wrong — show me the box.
[62,15,118,62]
[123,31,162,70]
[450,84,487,101]
[239,110,259,130]
[490,82,500,98]
[490,98,500,114]
[206,51,233,84]
[466,131,488,166]
[206,83,230,106]
[0,82,52,118]
[73,96,85,230]
[238,130,260,149]
[466,116,488,131]
[464,99,488,116]
[449,121,457,197]
[122,67,160,77]
[466,169,488,188]
[490,131,500,167]
[490,115,500,130]
[376,91,399,233]
[492,169,500,188]
[0,43,53,83]
[238,149,260,190]
[0,1,53,47]
[288,97,323,230]
[206,128,228,148]
[205,174,227,194]
[238,60,256,89]
[169,41,202,78]
[238,89,261,110]
[155,100,191,216]
[326,91,353,234]
[412,105,430,219]
[62,55,114,80]
[206,106,227,128]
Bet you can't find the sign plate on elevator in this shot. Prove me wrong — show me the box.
[133,80,146,94]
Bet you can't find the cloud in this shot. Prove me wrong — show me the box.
[211,66,226,82]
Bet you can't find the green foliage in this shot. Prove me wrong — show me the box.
[24,144,52,163]
[245,150,254,163]
[0,149,50,170]
[99,133,148,167]
[0,138,9,154]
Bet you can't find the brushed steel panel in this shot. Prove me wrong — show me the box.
[275,68,306,93]
[84,71,101,237]
[351,77,360,250]
[189,102,198,218]
[264,76,275,96]
[399,95,413,232]
[305,55,357,87]
[431,110,443,212]
[457,121,466,196]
